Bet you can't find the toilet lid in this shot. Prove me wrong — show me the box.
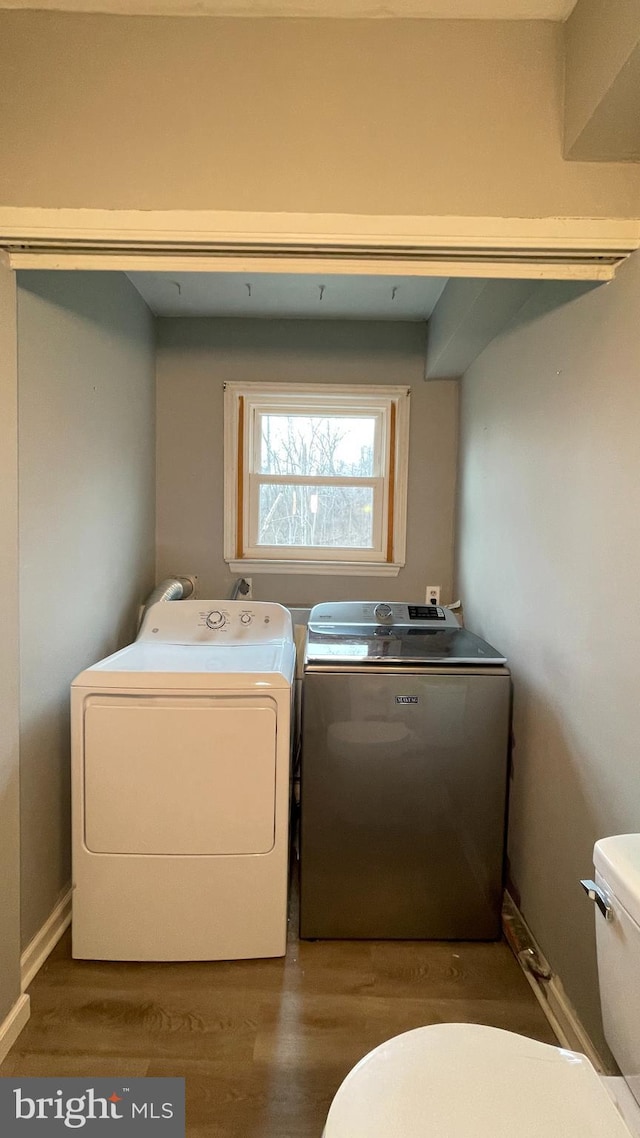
[324,1024,631,1138]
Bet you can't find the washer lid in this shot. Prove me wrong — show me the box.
[305,627,506,666]
[594,835,640,925]
[324,1024,630,1138]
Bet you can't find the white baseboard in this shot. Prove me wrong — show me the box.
[0,993,30,1065]
[503,890,610,1073]
[20,886,72,993]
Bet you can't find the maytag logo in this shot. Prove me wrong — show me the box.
[395,695,419,704]
[0,1078,185,1136]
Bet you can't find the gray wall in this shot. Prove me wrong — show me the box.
[18,271,156,948]
[0,262,21,1024]
[456,252,640,1056]
[156,318,458,607]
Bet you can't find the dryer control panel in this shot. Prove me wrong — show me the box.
[137,599,293,645]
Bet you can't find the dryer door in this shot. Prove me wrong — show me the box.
[83,695,277,855]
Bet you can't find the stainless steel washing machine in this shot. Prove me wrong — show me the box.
[300,602,510,940]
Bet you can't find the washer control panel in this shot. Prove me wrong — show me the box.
[309,601,460,630]
[137,600,293,644]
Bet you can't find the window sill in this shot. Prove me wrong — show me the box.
[227,559,402,577]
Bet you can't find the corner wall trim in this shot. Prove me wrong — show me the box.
[20,887,72,993]
[0,994,30,1066]
[502,891,610,1073]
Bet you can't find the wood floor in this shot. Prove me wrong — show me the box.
[1,896,557,1137]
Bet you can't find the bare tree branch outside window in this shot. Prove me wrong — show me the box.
[258,415,375,548]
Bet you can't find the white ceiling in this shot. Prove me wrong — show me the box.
[0,0,578,17]
[126,271,448,320]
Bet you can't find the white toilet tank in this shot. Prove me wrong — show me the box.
[594,834,640,1108]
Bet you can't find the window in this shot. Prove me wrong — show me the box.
[224,383,410,575]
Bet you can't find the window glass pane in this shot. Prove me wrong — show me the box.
[258,483,374,548]
[259,415,375,477]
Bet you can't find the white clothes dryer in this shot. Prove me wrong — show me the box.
[71,600,295,961]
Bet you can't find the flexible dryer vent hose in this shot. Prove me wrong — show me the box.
[137,576,195,631]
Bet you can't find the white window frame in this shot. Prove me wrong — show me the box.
[224,382,410,576]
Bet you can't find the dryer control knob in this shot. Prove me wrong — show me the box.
[240,611,252,625]
[206,609,226,629]
[374,603,393,623]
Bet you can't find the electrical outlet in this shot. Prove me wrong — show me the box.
[426,585,440,606]
[244,577,252,599]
